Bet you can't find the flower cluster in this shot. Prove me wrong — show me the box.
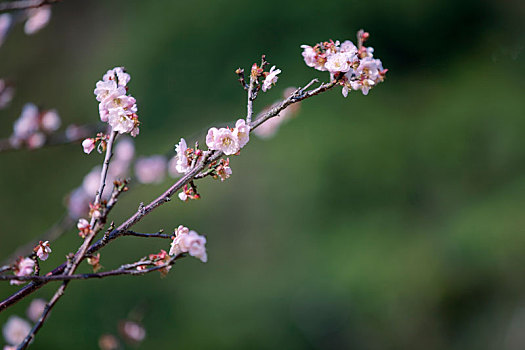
[10,257,35,286]
[169,225,207,263]
[93,67,139,136]
[9,103,61,149]
[206,119,250,155]
[301,31,387,96]
[33,241,51,261]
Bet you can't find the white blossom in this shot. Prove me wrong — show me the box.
[2,316,31,346]
[206,127,239,155]
[262,66,281,92]
[174,138,191,174]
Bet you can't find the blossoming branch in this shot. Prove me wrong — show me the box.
[0,30,386,349]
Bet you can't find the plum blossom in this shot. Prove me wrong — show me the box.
[0,79,14,109]
[24,6,52,35]
[82,138,95,154]
[108,108,137,134]
[12,103,39,140]
[94,67,139,135]
[34,241,51,261]
[206,127,239,155]
[301,33,387,97]
[10,257,35,285]
[134,155,167,184]
[2,316,31,346]
[103,67,130,87]
[234,119,250,149]
[215,158,232,182]
[262,66,281,92]
[77,218,91,238]
[324,52,354,74]
[178,191,188,201]
[26,299,46,322]
[40,109,61,131]
[0,13,12,48]
[173,138,191,174]
[119,321,146,343]
[169,226,207,262]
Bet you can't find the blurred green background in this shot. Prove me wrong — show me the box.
[1,0,525,348]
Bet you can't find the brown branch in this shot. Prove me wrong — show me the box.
[0,78,337,317]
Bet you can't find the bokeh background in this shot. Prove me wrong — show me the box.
[1,0,525,348]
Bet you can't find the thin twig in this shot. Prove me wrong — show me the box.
[122,230,171,239]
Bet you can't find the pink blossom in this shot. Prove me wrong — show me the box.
[108,108,135,134]
[103,67,130,87]
[0,13,12,48]
[26,132,45,149]
[12,103,39,140]
[34,241,51,261]
[262,66,281,92]
[216,158,232,182]
[206,127,239,155]
[134,155,167,184]
[174,138,191,174]
[10,257,35,285]
[24,6,51,35]
[0,79,14,109]
[94,80,117,103]
[40,109,61,131]
[324,52,353,74]
[178,191,188,201]
[340,40,358,54]
[301,45,322,70]
[169,226,207,262]
[77,218,91,238]
[26,298,46,322]
[2,316,31,346]
[120,321,146,343]
[82,138,96,154]
[102,88,137,113]
[234,119,250,149]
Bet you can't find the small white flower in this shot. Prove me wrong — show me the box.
[207,127,239,155]
[82,138,95,154]
[262,66,281,92]
[324,52,353,74]
[2,316,31,346]
[108,108,135,134]
[178,191,188,201]
[174,138,191,174]
[169,227,207,263]
[233,119,250,149]
[94,80,117,103]
[10,258,35,286]
[35,241,51,261]
[103,67,130,87]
